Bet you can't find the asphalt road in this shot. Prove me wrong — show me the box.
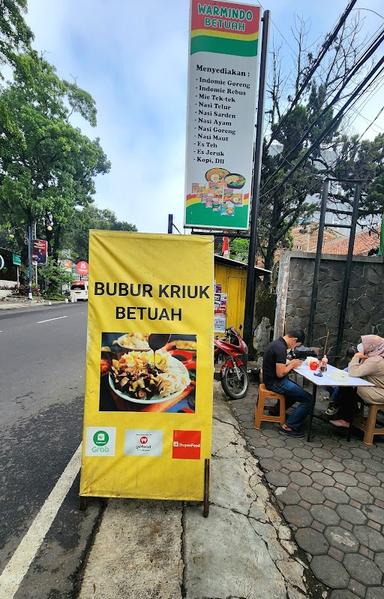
[0,303,103,599]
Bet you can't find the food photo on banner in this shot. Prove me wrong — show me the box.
[99,332,197,413]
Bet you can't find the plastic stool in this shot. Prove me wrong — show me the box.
[255,384,286,429]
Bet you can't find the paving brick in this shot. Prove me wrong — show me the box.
[292,447,313,459]
[276,488,301,505]
[251,447,274,458]
[349,500,361,510]
[363,504,384,525]
[302,468,312,476]
[356,472,380,486]
[283,505,312,527]
[313,448,333,459]
[377,472,384,483]
[323,459,344,472]
[265,471,290,487]
[271,447,293,459]
[325,526,359,553]
[375,498,384,508]
[342,459,366,473]
[344,553,382,586]
[299,487,324,505]
[345,486,373,504]
[340,520,353,532]
[363,459,384,473]
[330,591,363,599]
[367,519,382,531]
[366,588,384,599]
[324,487,349,504]
[375,552,384,574]
[325,500,337,509]
[311,555,349,589]
[301,458,323,472]
[290,471,312,486]
[348,578,366,598]
[268,437,286,448]
[328,546,344,562]
[280,458,302,472]
[295,527,329,555]
[312,520,326,533]
[335,483,347,491]
[371,487,384,501]
[312,472,335,486]
[337,505,367,525]
[351,448,372,459]
[311,505,340,526]
[333,472,358,487]
[260,457,281,471]
[332,448,353,459]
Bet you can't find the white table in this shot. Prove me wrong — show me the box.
[293,363,374,441]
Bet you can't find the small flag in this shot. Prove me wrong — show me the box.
[222,236,229,258]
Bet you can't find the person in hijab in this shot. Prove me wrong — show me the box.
[330,334,384,428]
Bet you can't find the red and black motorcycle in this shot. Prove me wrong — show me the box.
[214,327,249,399]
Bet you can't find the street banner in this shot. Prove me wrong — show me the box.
[185,0,261,230]
[76,260,89,276]
[32,239,48,265]
[80,232,214,501]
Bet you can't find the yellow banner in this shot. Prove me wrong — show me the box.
[80,232,214,501]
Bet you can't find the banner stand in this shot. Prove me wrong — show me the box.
[78,459,210,517]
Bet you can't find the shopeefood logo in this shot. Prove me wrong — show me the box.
[172,430,201,459]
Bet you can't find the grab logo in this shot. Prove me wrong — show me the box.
[172,430,201,459]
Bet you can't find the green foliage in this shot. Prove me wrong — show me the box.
[0,51,111,259]
[62,205,137,260]
[0,0,33,71]
[229,238,249,262]
[38,257,72,296]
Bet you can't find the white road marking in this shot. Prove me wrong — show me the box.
[36,316,68,324]
[0,444,82,598]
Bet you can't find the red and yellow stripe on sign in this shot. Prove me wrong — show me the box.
[191,0,260,56]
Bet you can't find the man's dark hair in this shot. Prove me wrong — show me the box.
[286,329,305,344]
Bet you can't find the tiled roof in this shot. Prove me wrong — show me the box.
[323,228,380,255]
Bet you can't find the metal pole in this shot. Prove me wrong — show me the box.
[168,214,173,234]
[335,184,361,362]
[27,222,33,300]
[243,10,270,349]
[307,179,329,345]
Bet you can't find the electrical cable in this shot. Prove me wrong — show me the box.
[260,58,384,199]
[261,28,384,192]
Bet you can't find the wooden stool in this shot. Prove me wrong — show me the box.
[255,384,286,429]
[353,403,384,446]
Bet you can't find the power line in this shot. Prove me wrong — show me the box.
[265,0,358,151]
[261,27,384,192]
[261,58,384,199]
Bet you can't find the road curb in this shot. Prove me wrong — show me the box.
[0,302,76,320]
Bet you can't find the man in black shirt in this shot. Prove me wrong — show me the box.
[263,329,314,437]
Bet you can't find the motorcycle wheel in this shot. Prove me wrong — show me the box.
[221,364,249,400]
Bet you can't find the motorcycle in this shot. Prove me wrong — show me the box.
[214,327,249,399]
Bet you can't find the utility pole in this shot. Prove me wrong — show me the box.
[243,10,270,350]
[27,220,33,300]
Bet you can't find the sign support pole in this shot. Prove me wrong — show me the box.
[243,10,270,350]
[27,221,33,300]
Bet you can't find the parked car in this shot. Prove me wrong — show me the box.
[70,280,88,301]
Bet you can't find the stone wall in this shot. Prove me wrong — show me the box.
[274,251,384,360]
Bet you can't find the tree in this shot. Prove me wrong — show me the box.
[0,0,32,73]
[257,17,379,279]
[62,205,137,260]
[0,51,111,260]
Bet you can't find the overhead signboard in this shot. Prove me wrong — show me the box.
[185,0,261,230]
[80,232,214,502]
[32,239,48,265]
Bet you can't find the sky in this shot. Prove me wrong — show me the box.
[23,0,384,233]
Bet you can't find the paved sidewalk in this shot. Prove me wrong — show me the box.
[78,385,324,599]
[0,299,68,311]
[230,383,384,599]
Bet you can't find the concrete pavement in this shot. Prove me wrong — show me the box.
[78,385,323,599]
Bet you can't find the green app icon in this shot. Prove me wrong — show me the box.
[93,430,109,446]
